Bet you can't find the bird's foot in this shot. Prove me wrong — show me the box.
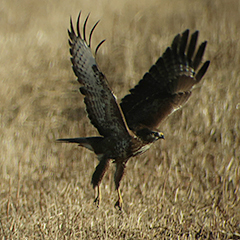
[93,185,101,208]
[93,196,100,208]
[114,199,123,211]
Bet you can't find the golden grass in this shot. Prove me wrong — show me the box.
[0,0,240,238]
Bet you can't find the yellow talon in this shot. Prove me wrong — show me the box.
[114,188,123,210]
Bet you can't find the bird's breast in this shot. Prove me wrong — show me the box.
[130,138,152,157]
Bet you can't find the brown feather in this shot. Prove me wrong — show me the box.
[120,30,210,131]
[92,157,110,188]
[68,13,131,138]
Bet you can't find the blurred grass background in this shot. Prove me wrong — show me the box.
[0,0,239,238]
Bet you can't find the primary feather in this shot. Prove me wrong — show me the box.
[68,13,130,138]
[120,29,210,131]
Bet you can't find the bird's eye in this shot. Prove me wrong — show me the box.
[152,132,158,138]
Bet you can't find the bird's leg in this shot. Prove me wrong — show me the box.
[91,157,110,208]
[93,184,101,207]
[115,187,123,210]
[114,162,126,211]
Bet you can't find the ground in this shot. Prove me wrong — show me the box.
[0,0,240,239]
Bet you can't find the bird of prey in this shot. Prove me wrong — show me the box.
[57,12,210,210]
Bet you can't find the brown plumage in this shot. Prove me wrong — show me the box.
[57,12,210,210]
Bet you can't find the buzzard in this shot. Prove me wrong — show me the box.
[58,12,210,210]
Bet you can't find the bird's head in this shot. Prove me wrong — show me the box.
[136,128,164,143]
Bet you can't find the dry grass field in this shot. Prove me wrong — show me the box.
[0,0,240,239]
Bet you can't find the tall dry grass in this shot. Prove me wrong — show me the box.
[0,0,239,239]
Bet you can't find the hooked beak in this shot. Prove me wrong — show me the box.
[159,132,165,140]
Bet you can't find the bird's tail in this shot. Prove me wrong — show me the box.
[57,137,104,153]
[57,137,88,144]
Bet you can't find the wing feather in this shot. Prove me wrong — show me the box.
[120,30,210,131]
[69,13,130,138]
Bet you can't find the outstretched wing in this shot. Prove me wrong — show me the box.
[68,13,130,138]
[120,30,210,131]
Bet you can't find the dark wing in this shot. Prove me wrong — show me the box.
[68,13,130,138]
[120,29,210,131]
